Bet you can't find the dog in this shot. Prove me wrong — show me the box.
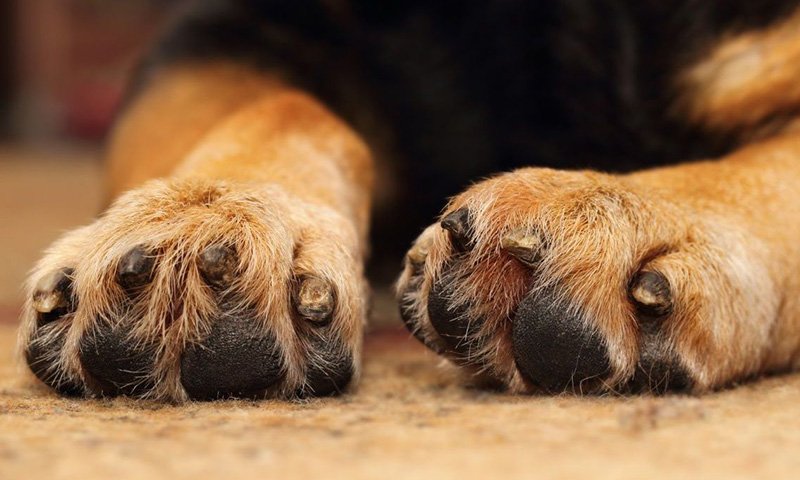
[19,0,800,400]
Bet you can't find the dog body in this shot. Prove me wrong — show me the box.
[20,0,800,399]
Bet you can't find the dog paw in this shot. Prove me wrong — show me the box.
[398,168,779,394]
[20,179,366,401]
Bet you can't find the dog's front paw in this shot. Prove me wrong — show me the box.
[398,168,779,394]
[21,179,365,401]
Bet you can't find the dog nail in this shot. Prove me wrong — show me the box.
[501,229,543,267]
[33,268,74,314]
[441,207,472,252]
[630,270,672,317]
[198,245,237,288]
[117,246,155,290]
[295,277,335,324]
[406,243,428,270]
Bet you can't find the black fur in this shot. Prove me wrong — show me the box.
[130,0,799,273]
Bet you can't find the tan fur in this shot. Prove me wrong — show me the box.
[20,16,800,398]
[395,12,800,394]
[107,63,283,198]
[398,129,800,394]
[20,62,373,401]
[678,7,800,135]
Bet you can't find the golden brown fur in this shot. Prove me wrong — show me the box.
[19,12,800,399]
[398,137,800,392]
[20,63,372,400]
[397,15,800,393]
[679,8,800,137]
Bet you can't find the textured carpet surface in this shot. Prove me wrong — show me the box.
[1,322,799,480]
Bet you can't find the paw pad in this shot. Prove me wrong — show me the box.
[21,180,364,401]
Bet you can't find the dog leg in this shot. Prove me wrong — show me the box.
[399,136,800,393]
[20,63,372,401]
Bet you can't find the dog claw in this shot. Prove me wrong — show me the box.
[630,270,672,317]
[441,208,472,252]
[295,277,334,324]
[198,245,237,288]
[406,243,429,272]
[501,229,543,267]
[117,246,155,291]
[32,268,74,315]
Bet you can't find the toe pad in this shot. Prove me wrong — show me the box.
[180,312,284,400]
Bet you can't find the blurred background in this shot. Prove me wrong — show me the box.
[0,0,178,310]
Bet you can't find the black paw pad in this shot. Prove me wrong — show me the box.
[427,275,485,359]
[25,324,83,396]
[180,312,284,400]
[299,334,353,397]
[398,277,445,354]
[512,286,610,393]
[628,358,691,394]
[627,335,692,394]
[79,321,157,396]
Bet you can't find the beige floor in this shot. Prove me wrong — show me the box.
[2,324,800,480]
[1,146,799,480]
[0,145,103,307]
